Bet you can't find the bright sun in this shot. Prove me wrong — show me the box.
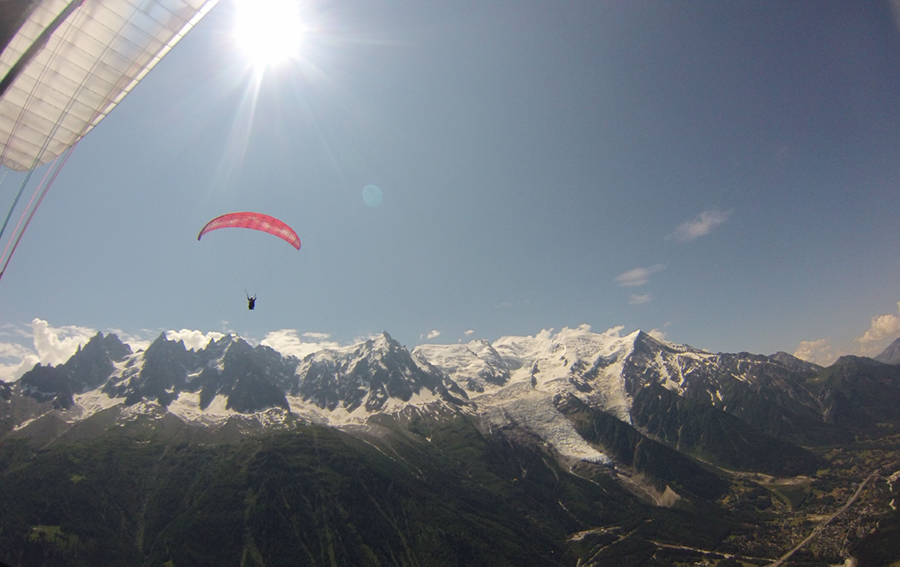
[233,0,304,69]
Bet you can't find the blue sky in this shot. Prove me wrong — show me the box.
[3,0,900,378]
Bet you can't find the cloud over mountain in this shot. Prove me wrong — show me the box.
[857,301,900,345]
[793,338,835,366]
[260,329,340,359]
[166,329,226,351]
[30,319,96,366]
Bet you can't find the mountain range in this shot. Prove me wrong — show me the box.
[1,325,899,566]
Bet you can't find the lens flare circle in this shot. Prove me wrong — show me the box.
[363,184,383,207]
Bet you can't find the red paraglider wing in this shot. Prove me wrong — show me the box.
[197,212,301,250]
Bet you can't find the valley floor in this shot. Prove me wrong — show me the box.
[705,435,900,567]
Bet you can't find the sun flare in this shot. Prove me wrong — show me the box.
[233,0,304,69]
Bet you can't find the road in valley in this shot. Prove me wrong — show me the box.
[765,469,880,567]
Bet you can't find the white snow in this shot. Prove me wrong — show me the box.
[285,386,443,427]
[583,358,633,423]
[425,326,635,419]
[166,392,236,426]
[71,389,125,420]
[479,384,612,464]
[12,415,44,431]
[415,326,662,463]
[285,396,330,424]
[254,408,293,428]
[119,400,166,422]
[413,341,506,392]
[108,352,145,386]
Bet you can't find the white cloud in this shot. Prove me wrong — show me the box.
[261,329,340,359]
[31,318,96,367]
[857,302,900,344]
[166,329,226,351]
[647,329,667,341]
[667,210,731,242]
[0,319,95,381]
[0,341,33,359]
[421,330,441,340]
[599,325,624,339]
[0,322,31,341]
[464,329,474,336]
[615,264,664,287]
[793,338,836,366]
[303,332,331,341]
[108,328,152,353]
[0,353,38,382]
[629,294,652,305]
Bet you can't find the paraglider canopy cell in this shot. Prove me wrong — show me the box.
[0,0,221,172]
[197,212,301,250]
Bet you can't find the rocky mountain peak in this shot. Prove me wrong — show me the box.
[412,339,511,394]
[768,351,822,373]
[76,331,132,361]
[222,335,254,359]
[832,354,885,367]
[17,331,133,409]
[295,333,467,415]
[358,331,401,356]
[874,337,900,364]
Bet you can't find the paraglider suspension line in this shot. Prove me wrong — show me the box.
[0,146,75,282]
[0,2,133,283]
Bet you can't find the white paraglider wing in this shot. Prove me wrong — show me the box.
[0,0,220,172]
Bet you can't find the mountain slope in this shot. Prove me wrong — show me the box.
[805,355,900,430]
[630,383,823,476]
[874,337,900,364]
[554,393,729,501]
[0,415,738,567]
